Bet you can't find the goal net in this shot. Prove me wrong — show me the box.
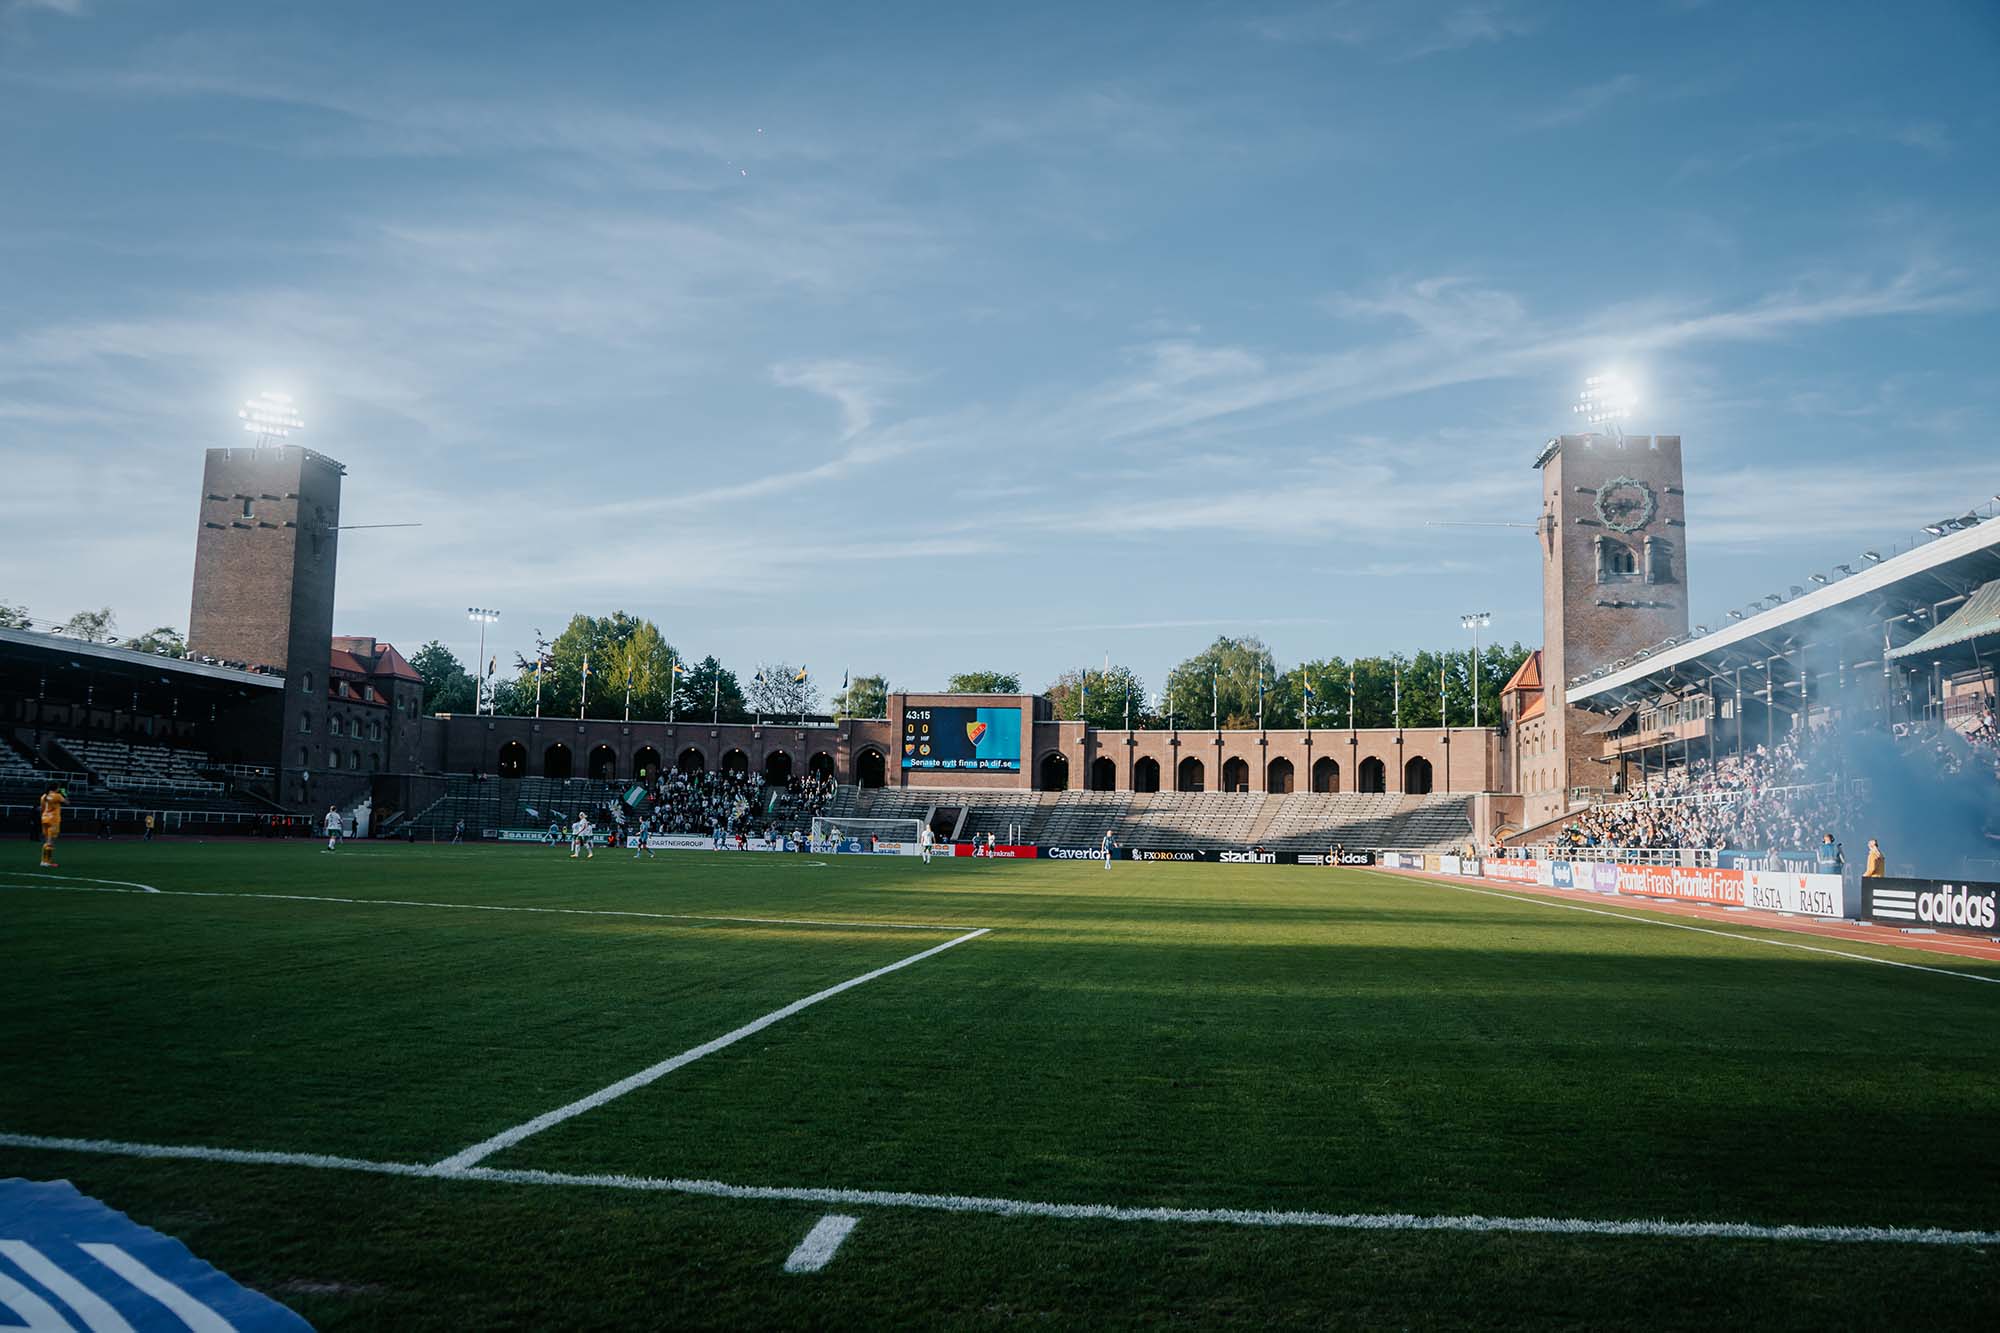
[810,816,925,849]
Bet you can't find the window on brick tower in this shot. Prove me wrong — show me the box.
[1597,538,1638,582]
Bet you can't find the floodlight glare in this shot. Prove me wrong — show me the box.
[1862,550,1883,563]
[239,391,304,445]
[1572,372,1637,430]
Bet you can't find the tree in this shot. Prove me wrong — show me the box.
[831,672,890,719]
[1162,636,1292,729]
[747,663,818,719]
[0,603,29,630]
[126,626,187,658]
[501,612,680,720]
[59,607,116,643]
[410,640,477,715]
[946,670,1021,694]
[1043,664,1146,728]
[675,655,750,723]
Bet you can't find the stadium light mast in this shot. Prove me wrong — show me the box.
[1460,612,1492,729]
[1572,373,1636,441]
[467,609,499,715]
[239,391,304,448]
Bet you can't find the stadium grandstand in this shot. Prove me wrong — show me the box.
[4,433,1993,869]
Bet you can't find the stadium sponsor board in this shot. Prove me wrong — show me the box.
[1481,857,1541,884]
[1865,876,2000,934]
[493,828,613,844]
[868,840,924,856]
[1377,851,1421,870]
[1550,860,1575,888]
[1131,848,1206,862]
[1218,850,1277,864]
[1295,851,1376,867]
[952,843,1037,858]
[1741,870,1854,919]
[1589,862,1621,893]
[1439,854,1463,876]
[1616,863,1747,907]
[1040,845,1115,860]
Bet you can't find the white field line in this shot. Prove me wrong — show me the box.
[1372,871,2000,987]
[0,880,967,933]
[433,927,993,1171]
[0,872,160,893]
[784,1214,858,1273]
[2,1132,1995,1248]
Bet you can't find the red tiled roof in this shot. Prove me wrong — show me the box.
[327,638,422,683]
[1500,648,1543,695]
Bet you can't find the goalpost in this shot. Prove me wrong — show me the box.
[811,816,925,849]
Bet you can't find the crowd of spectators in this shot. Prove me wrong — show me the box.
[788,770,838,820]
[1548,700,1999,857]
[637,768,767,835]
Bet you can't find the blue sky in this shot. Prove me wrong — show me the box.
[3,0,1995,699]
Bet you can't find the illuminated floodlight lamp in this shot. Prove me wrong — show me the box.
[1810,572,1829,584]
[239,391,304,446]
[1728,609,1745,620]
[1572,373,1637,434]
[1861,550,1883,563]
[1924,521,1948,536]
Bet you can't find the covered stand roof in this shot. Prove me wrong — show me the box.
[1889,578,2000,662]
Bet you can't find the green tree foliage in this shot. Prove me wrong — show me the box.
[59,606,116,643]
[746,663,818,719]
[946,670,1021,694]
[125,626,187,658]
[0,602,30,630]
[505,612,679,720]
[675,655,750,723]
[1163,636,1287,729]
[831,672,890,719]
[1044,665,1147,728]
[410,640,477,715]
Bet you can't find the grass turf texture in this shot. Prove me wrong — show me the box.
[2,842,1996,1328]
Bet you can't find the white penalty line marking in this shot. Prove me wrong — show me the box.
[1,1133,1993,1249]
[433,927,992,1171]
[785,1214,858,1273]
[0,879,968,933]
[1372,871,2000,987]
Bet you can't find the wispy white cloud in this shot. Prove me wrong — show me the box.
[1519,73,1640,130]
[772,359,909,439]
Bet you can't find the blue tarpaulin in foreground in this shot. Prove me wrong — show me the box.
[0,1177,312,1331]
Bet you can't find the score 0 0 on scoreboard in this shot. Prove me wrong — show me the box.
[902,705,1022,771]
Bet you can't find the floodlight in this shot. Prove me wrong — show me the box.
[1572,373,1637,430]
[1862,550,1883,563]
[1924,522,1947,536]
[1729,609,1745,620]
[1834,564,1853,576]
[239,391,304,445]
[1810,573,1828,584]
[1694,625,1709,634]
[1789,585,1805,598]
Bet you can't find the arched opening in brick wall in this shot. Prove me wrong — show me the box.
[1177,756,1205,792]
[1133,756,1161,792]
[588,744,617,781]
[544,743,572,780]
[1267,757,1294,793]
[1089,756,1117,791]
[1404,755,1434,795]
[676,747,706,774]
[764,750,793,784]
[808,751,836,777]
[1040,751,1070,791]
[721,748,749,776]
[1357,756,1385,793]
[1312,756,1339,793]
[1221,756,1249,792]
[633,747,662,780]
[854,748,886,788]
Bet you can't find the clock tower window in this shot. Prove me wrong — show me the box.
[1596,537,1638,582]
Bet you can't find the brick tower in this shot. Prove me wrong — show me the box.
[1520,433,1689,824]
[187,444,345,806]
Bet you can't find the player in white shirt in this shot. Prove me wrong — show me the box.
[1100,829,1115,869]
[919,825,935,865]
[321,805,342,853]
[986,832,997,858]
[570,814,595,860]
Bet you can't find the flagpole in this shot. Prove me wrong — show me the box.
[624,670,632,723]
[580,657,589,721]
[713,673,720,724]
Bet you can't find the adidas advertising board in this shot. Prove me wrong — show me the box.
[1865,877,2000,935]
[1295,851,1376,867]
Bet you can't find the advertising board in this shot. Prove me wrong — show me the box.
[1294,851,1376,867]
[1615,863,1747,907]
[1865,876,2000,935]
[1743,870,1854,919]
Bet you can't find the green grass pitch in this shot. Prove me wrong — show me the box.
[3,842,1997,1328]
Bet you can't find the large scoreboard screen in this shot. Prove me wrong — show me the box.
[902,705,1022,772]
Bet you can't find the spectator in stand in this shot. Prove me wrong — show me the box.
[1865,838,1887,877]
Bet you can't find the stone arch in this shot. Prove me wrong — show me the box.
[1039,751,1070,791]
[1358,756,1386,793]
[632,746,662,780]
[764,750,793,784]
[721,748,749,776]
[1312,756,1340,793]
[1177,755,1205,792]
[1133,756,1161,792]
[808,751,836,777]
[1089,755,1117,791]
[854,748,886,788]
[544,742,572,780]
[1404,755,1434,795]
[1267,757,1295,794]
[677,746,706,774]
[588,744,618,781]
[1221,756,1250,792]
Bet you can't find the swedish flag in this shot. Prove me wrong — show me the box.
[793,666,809,683]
